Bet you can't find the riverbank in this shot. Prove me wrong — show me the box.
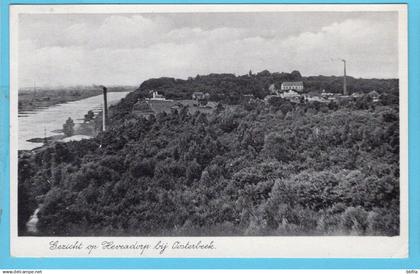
[18,91,131,150]
[26,123,95,146]
[18,86,135,113]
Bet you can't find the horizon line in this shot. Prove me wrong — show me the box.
[19,73,399,90]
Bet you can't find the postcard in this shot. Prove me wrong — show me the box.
[9,3,408,258]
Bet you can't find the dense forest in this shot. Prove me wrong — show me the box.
[18,71,400,236]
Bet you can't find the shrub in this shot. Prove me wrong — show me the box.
[263,133,292,162]
[340,206,369,235]
[186,160,202,183]
[130,159,155,178]
[366,208,399,236]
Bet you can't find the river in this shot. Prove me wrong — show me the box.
[18,92,130,151]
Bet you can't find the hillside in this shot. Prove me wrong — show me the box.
[18,72,400,236]
[124,70,398,105]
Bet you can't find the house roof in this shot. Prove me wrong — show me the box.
[281,81,304,86]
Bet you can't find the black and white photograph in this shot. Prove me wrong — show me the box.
[10,4,408,257]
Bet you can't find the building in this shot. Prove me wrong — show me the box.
[148,90,166,101]
[192,92,210,106]
[368,90,380,102]
[321,90,334,98]
[320,90,336,101]
[351,92,364,98]
[192,92,205,100]
[280,89,301,99]
[281,81,304,92]
[303,91,329,103]
[368,90,379,100]
[192,92,210,101]
[279,90,302,103]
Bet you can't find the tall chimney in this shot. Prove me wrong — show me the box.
[102,86,108,131]
[342,59,347,95]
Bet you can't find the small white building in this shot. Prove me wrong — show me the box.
[148,90,166,101]
[369,90,380,102]
[192,92,210,100]
[280,89,301,99]
[321,90,334,98]
[351,92,364,98]
[303,92,329,103]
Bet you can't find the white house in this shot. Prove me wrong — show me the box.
[281,81,304,92]
[303,92,329,103]
[192,92,210,100]
[280,89,301,99]
[148,90,166,101]
[368,90,380,102]
[351,92,364,98]
[321,90,334,98]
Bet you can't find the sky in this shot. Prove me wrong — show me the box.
[18,11,399,87]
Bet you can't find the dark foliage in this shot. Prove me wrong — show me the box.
[124,71,398,105]
[63,117,75,137]
[18,72,400,236]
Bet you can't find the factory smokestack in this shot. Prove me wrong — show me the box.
[330,58,348,95]
[342,59,347,95]
[101,86,108,131]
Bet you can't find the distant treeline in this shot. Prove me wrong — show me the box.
[133,70,398,104]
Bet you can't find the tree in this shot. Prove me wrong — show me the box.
[263,132,292,162]
[268,97,293,115]
[198,98,208,106]
[186,159,202,183]
[84,110,95,123]
[290,70,302,80]
[63,117,75,137]
[257,70,271,77]
[215,103,225,114]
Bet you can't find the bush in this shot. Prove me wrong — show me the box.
[186,160,202,183]
[219,112,239,132]
[63,117,75,137]
[340,206,369,235]
[366,208,399,236]
[263,133,292,162]
[130,159,155,178]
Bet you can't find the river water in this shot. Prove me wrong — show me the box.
[18,92,130,151]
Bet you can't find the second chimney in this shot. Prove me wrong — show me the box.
[102,86,108,131]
